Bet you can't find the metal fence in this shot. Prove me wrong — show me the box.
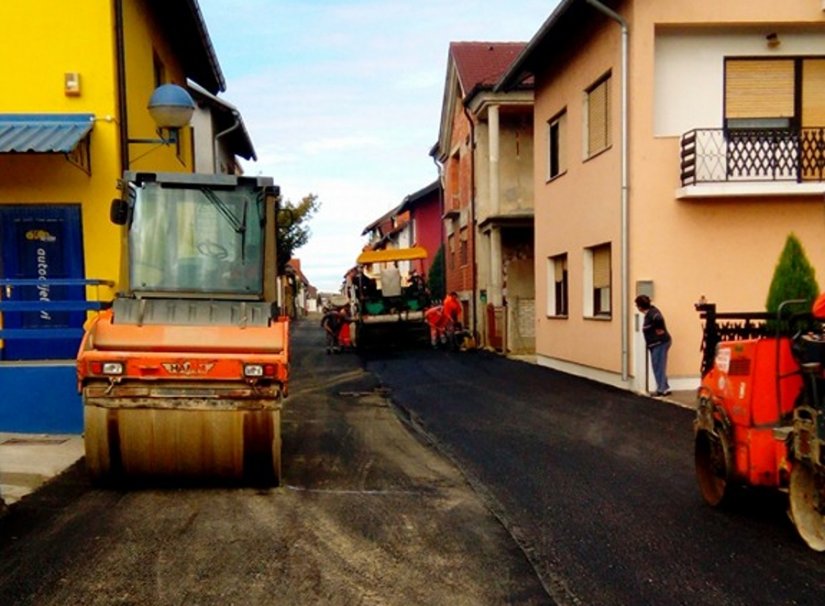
[680,127,825,186]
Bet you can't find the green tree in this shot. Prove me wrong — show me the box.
[276,193,320,274]
[427,244,446,301]
[765,233,819,321]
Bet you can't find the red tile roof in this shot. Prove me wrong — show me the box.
[450,42,527,98]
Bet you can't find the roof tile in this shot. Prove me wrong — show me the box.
[450,42,526,98]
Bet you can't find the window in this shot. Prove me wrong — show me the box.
[547,110,567,180]
[153,52,166,88]
[585,74,611,157]
[584,243,611,318]
[447,154,460,212]
[448,233,456,270]
[459,227,468,266]
[725,58,794,129]
[723,57,825,180]
[547,254,568,317]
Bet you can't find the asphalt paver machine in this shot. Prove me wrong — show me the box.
[349,246,430,349]
[693,300,825,550]
[77,172,288,485]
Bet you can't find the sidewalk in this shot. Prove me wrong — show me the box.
[507,352,697,410]
[0,432,84,510]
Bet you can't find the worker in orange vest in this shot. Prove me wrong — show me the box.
[443,291,462,327]
[424,304,449,348]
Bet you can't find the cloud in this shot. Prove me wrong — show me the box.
[300,135,383,155]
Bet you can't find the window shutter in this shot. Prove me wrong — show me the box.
[725,59,794,119]
[554,256,567,282]
[802,59,825,127]
[588,79,609,154]
[592,245,611,288]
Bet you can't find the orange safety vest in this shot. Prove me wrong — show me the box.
[425,305,448,328]
[443,296,461,322]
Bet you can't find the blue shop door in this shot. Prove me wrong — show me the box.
[0,205,86,360]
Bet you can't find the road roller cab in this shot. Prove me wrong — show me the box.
[77,172,288,485]
[692,300,825,550]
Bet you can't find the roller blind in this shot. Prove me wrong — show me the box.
[725,59,794,119]
[587,77,610,154]
[592,245,611,289]
[802,59,825,127]
[554,255,567,282]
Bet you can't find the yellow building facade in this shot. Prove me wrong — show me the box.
[0,1,225,430]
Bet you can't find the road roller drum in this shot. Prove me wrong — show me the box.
[84,404,281,484]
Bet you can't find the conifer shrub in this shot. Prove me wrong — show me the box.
[765,233,819,330]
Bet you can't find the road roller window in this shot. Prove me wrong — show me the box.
[129,182,264,295]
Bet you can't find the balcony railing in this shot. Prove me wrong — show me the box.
[680,127,825,186]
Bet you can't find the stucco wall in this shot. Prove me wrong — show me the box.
[532,0,825,391]
[0,2,121,297]
[533,14,624,375]
[123,0,194,175]
[0,1,198,294]
[632,0,825,386]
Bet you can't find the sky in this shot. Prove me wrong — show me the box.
[197,0,560,292]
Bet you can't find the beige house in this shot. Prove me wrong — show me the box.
[432,42,535,353]
[498,0,825,393]
[188,80,256,175]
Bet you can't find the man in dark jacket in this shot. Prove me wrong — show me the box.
[321,307,344,354]
[635,294,671,396]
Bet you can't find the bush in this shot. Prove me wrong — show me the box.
[765,233,819,323]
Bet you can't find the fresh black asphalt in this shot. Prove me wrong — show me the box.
[365,347,825,606]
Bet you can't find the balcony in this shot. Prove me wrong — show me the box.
[678,127,825,199]
[443,194,462,219]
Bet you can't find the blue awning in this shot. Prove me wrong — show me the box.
[0,114,94,153]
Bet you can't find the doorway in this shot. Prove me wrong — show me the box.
[0,204,85,360]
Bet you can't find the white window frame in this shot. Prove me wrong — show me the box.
[546,254,568,317]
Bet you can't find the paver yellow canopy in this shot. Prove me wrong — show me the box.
[356,246,428,265]
[77,172,289,484]
[350,246,430,349]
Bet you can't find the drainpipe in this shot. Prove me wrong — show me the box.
[462,104,478,343]
[488,104,503,308]
[213,110,241,173]
[585,0,630,382]
[114,0,129,173]
[431,152,445,281]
